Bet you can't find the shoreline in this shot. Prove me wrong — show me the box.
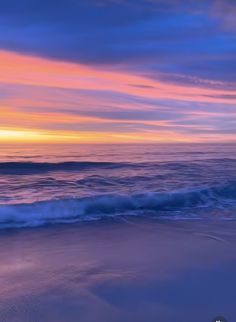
[0,218,236,321]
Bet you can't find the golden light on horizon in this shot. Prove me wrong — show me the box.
[0,128,195,144]
[0,50,235,144]
[0,129,60,143]
[1,128,234,144]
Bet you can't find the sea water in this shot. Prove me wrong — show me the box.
[0,143,235,228]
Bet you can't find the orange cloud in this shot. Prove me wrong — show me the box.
[0,50,235,143]
[0,50,235,105]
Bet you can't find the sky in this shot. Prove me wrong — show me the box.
[0,0,236,143]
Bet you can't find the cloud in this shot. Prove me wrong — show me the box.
[0,0,235,87]
[0,50,235,142]
[0,1,235,142]
[211,0,236,30]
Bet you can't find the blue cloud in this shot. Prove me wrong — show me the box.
[0,0,235,86]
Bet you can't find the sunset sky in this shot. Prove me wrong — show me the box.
[0,0,236,143]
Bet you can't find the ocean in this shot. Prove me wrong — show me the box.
[1,143,236,321]
[0,143,236,229]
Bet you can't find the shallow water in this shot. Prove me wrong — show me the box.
[0,219,235,322]
[0,143,236,228]
[0,144,236,321]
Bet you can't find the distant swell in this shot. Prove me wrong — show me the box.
[1,159,236,175]
[0,182,236,229]
[0,161,129,175]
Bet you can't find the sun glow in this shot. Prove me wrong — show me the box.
[0,50,235,143]
[0,129,55,143]
[0,128,196,144]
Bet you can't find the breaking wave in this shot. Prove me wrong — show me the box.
[0,181,236,229]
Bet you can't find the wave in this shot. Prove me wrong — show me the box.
[0,161,130,175]
[0,182,236,229]
[1,158,236,175]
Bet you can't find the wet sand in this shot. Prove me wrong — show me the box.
[0,218,236,322]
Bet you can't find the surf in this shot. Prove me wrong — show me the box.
[0,181,236,229]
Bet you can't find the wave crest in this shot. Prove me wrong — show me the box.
[0,182,236,228]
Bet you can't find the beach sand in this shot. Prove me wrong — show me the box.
[0,218,235,322]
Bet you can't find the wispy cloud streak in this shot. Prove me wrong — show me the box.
[0,0,235,142]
